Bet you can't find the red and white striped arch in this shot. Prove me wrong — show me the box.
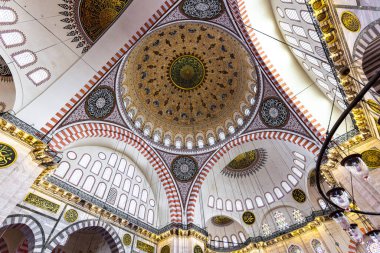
[186,130,321,223]
[226,0,326,141]
[49,122,182,223]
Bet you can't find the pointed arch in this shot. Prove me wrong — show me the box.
[45,219,124,253]
[49,122,182,222]
[186,130,320,223]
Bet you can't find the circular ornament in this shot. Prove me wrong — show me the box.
[0,142,17,168]
[292,189,307,203]
[123,233,132,246]
[171,156,198,182]
[194,245,203,253]
[222,149,267,178]
[361,150,380,169]
[181,0,223,20]
[169,55,206,90]
[341,11,360,32]
[161,245,170,253]
[85,86,115,119]
[211,215,234,226]
[242,211,255,225]
[260,97,289,127]
[64,209,78,223]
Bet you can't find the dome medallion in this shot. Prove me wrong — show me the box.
[118,22,260,153]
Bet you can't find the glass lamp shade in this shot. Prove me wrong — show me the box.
[348,223,363,243]
[341,154,369,180]
[329,211,350,230]
[326,187,351,209]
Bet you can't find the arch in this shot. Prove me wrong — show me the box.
[49,123,182,222]
[0,214,45,253]
[186,130,320,222]
[352,19,380,85]
[45,219,124,253]
[82,175,95,192]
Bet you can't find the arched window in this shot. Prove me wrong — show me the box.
[292,167,303,178]
[118,194,127,210]
[288,174,298,186]
[118,159,126,172]
[231,235,238,246]
[265,193,274,204]
[281,181,292,192]
[293,152,306,161]
[132,184,140,198]
[245,198,254,210]
[293,209,305,223]
[55,162,70,178]
[102,167,112,181]
[123,179,131,192]
[274,211,289,230]
[208,196,215,208]
[262,223,271,236]
[216,198,223,210]
[113,173,122,187]
[12,50,37,68]
[90,161,102,175]
[288,244,303,253]
[235,200,243,211]
[311,239,326,253]
[223,236,228,248]
[238,232,246,243]
[214,237,220,248]
[318,199,327,210]
[69,169,83,185]
[226,200,233,211]
[78,154,91,168]
[285,9,300,21]
[127,164,135,178]
[128,199,137,215]
[0,7,17,24]
[28,68,49,86]
[147,209,154,224]
[95,182,107,198]
[255,196,264,208]
[294,159,305,169]
[141,189,148,202]
[108,153,118,167]
[274,187,284,199]
[138,204,146,220]
[0,30,25,47]
[82,176,95,192]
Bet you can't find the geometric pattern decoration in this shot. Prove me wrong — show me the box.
[0,142,17,168]
[45,219,125,253]
[85,86,115,120]
[194,245,203,253]
[222,148,267,178]
[260,97,289,128]
[341,11,360,32]
[64,209,78,223]
[171,156,198,182]
[361,149,380,169]
[181,0,223,20]
[122,234,132,246]
[292,189,307,203]
[24,193,60,213]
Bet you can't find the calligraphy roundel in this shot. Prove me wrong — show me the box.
[0,142,17,169]
[242,211,255,225]
[292,189,307,203]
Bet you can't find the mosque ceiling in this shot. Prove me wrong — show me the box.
[51,0,322,212]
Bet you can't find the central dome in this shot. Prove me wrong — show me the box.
[120,22,259,151]
[169,55,206,90]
